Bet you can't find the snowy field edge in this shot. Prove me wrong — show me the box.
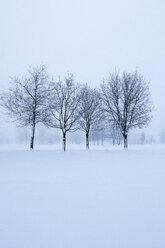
[0,145,165,248]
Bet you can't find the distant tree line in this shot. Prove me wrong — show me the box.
[0,65,153,151]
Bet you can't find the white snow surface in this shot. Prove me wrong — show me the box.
[0,144,165,248]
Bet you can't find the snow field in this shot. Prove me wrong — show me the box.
[0,146,165,248]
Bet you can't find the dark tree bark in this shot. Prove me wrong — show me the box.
[30,123,36,150]
[123,134,128,149]
[86,132,89,149]
[63,132,66,151]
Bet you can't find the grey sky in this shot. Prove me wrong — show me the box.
[0,0,165,139]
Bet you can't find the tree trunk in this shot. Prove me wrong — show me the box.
[124,134,128,149]
[86,132,89,149]
[113,137,115,146]
[30,123,35,150]
[63,132,66,151]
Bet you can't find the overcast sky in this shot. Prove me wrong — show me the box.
[0,0,165,140]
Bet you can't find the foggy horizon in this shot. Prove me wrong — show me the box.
[0,0,165,143]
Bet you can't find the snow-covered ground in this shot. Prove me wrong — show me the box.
[0,144,165,248]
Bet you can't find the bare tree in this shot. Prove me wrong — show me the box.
[43,74,80,151]
[101,70,152,148]
[78,84,101,149]
[0,65,49,149]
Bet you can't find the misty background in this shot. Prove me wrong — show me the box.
[0,0,165,145]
